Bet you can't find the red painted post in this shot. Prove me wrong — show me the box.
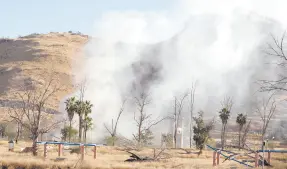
[94,146,97,159]
[213,151,216,166]
[216,151,220,165]
[267,152,271,164]
[81,145,84,160]
[255,152,258,167]
[44,144,47,160]
[58,144,62,157]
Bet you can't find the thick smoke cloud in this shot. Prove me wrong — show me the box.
[72,0,287,144]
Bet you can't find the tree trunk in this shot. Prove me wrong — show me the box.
[15,123,20,144]
[221,124,226,150]
[174,128,177,148]
[84,128,87,143]
[138,122,142,146]
[112,135,115,146]
[78,115,82,142]
[238,126,242,150]
[69,120,72,142]
[32,135,38,156]
[189,121,192,148]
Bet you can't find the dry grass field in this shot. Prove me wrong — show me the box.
[0,141,286,169]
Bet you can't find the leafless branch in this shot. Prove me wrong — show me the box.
[260,31,287,91]
[254,93,277,141]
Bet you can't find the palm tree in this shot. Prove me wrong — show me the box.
[236,113,247,149]
[75,100,93,142]
[219,108,231,149]
[65,97,76,142]
[83,116,93,142]
[83,101,93,142]
[75,100,84,141]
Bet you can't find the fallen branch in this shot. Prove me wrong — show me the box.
[123,148,168,162]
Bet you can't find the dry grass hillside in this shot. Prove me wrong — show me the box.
[0,32,89,116]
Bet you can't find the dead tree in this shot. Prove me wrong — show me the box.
[189,81,197,148]
[133,92,166,147]
[219,96,233,149]
[15,119,23,142]
[241,120,251,148]
[0,123,7,138]
[260,31,287,92]
[7,72,66,156]
[104,99,126,146]
[173,92,189,148]
[254,93,277,143]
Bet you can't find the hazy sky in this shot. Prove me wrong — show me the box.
[1,0,174,38]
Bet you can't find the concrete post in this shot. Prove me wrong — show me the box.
[58,144,62,157]
[216,151,220,165]
[81,145,85,160]
[94,146,97,159]
[213,151,217,166]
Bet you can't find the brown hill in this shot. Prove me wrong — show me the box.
[0,32,88,117]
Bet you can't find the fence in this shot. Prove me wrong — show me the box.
[207,144,287,168]
[36,141,105,160]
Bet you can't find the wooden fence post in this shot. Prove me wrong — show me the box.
[255,152,258,167]
[44,144,47,160]
[94,146,97,159]
[267,152,271,164]
[213,151,217,166]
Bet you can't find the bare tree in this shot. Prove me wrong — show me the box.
[219,96,233,149]
[254,93,277,143]
[241,120,251,148]
[260,31,287,92]
[133,92,167,147]
[7,72,65,156]
[189,81,197,148]
[4,117,24,143]
[0,122,7,138]
[104,99,126,146]
[173,92,189,148]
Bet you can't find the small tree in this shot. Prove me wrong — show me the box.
[193,111,214,155]
[133,92,166,147]
[173,93,189,148]
[189,82,197,148]
[7,72,65,156]
[65,97,76,142]
[241,120,251,148]
[104,99,126,146]
[61,126,78,141]
[83,116,93,142]
[0,123,7,138]
[236,113,247,149]
[254,93,277,143]
[219,97,233,149]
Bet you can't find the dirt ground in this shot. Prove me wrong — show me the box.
[0,141,286,169]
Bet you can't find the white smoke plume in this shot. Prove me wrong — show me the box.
[71,0,287,143]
